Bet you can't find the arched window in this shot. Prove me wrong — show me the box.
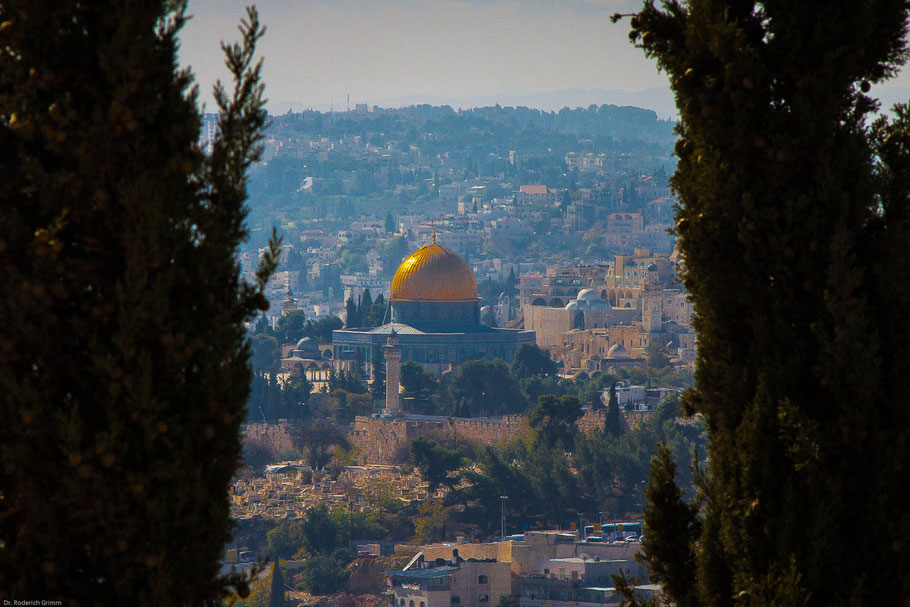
[400,600,405,607]
[410,601,415,607]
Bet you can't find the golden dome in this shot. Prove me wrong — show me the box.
[390,240,478,301]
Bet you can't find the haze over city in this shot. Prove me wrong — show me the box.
[181,0,910,118]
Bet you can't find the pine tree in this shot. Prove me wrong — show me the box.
[623,1,910,604]
[0,3,276,604]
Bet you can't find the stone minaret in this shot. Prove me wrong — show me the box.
[384,330,401,415]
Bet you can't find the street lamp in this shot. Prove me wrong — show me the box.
[499,495,509,540]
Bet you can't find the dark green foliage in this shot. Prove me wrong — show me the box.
[644,341,670,371]
[254,315,275,336]
[0,3,272,604]
[302,315,343,343]
[462,447,536,533]
[330,507,386,544]
[626,0,910,603]
[268,562,286,607]
[281,374,313,409]
[605,382,623,437]
[344,295,360,328]
[450,359,526,416]
[381,235,410,277]
[511,343,558,378]
[274,309,307,344]
[251,333,281,373]
[266,504,384,560]
[328,369,369,394]
[481,305,498,327]
[400,360,438,413]
[300,504,341,555]
[370,345,386,399]
[360,289,373,320]
[611,573,659,607]
[401,361,436,395]
[367,293,387,326]
[639,443,699,607]
[574,395,705,516]
[291,420,349,471]
[409,436,464,492]
[247,372,311,422]
[527,395,583,448]
[328,389,374,423]
[297,550,351,596]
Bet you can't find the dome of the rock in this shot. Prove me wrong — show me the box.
[390,242,478,301]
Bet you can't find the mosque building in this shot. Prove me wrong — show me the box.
[332,233,536,376]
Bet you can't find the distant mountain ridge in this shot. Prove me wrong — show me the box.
[266,102,677,147]
[270,86,679,121]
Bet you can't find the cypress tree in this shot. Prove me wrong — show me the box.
[360,288,373,325]
[371,344,386,399]
[345,295,360,328]
[268,561,286,607]
[605,382,623,437]
[385,210,396,233]
[624,1,910,604]
[0,3,276,604]
[369,292,387,326]
[638,443,699,607]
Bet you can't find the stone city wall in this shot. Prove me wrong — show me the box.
[246,408,654,466]
[242,420,296,456]
[576,408,651,435]
[351,414,528,465]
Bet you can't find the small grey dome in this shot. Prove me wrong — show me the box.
[577,288,599,301]
[295,337,319,354]
[607,343,628,358]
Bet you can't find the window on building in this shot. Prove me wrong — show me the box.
[400,600,405,607]
[451,598,461,605]
[478,575,489,584]
[479,595,489,603]
[410,601,415,607]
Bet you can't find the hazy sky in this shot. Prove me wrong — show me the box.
[179,0,910,115]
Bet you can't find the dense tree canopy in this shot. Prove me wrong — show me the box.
[274,309,307,344]
[527,395,583,448]
[450,360,526,416]
[511,343,558,379]
[410,436,465,493]
[626,0,910,603]
[0,2,273,603]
